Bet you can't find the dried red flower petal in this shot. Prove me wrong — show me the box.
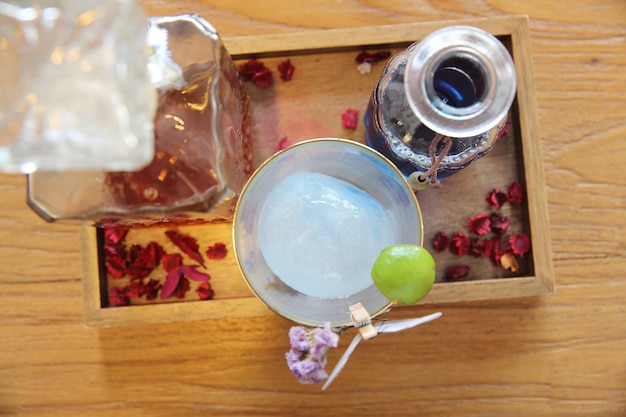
[110,287,129,307]
[485,188,508,209]
[467,213,491,236]
[508,233,530,257]
[173,277,191,299]
[432,231,449,252]
[485,236,504,266]
[238,58,274,88]
[277,59,295,81]
[165,230,205,267]
[124,281,147,299]
[238,58,266,78]
[126,265,151,281]
[341,108,359,130]
[126,242,164,280]
[500,253,520,272]
[355,50,391,63]
[469,238,487,257]
[507,182,525,205]
[496,121,510,140]
[196,281,214,300]
[161,268,182,300]
[206,242,228,260]
[445,265,470,281]
[143,279,162,301]
[102,228,129,279]
[449,231,470,257]
[489,213,511,235]
[102,241,126,258]
[252,67,273,88]
[104,227,128,245]
[178,265,211,282]
[124,279,163,300]
[128,242,163,268]
[105,255,127,279]
[275,137,290,153]
[162,253,183,273]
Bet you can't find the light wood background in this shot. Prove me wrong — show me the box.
[1,1,624,416]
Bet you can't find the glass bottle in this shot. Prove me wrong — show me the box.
[12,8,253,225]
[364,25,516,188]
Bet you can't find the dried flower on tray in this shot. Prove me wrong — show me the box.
[507,181,525,205]
[165,230,205,267]
[206,242,228,260]
[467,213,491,236]
[508,233,530,257]
[449,231,470,257]
[274,137,291,153]
[238,58,273,88]
[341,108,359,130]
[445,265,470,281]
[355,50,391,63]
[432,231,449,252]
[277,59,295,81]
[102,227,223,306]
[433,182,530,281]
[489,213,511,235]
[485,188,508,209]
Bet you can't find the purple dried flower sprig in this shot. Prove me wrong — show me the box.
[285,322,339,384]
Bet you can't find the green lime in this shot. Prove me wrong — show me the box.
[371,244,436,305]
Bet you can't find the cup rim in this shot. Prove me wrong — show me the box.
[232,138,424,327]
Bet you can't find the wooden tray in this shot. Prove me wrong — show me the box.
[80,15,554,327]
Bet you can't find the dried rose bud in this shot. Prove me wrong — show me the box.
[485,188,508,209]
[278,59,295,81]
[469,238,487,257]
[467,213,491,235]
[489,213,511,235]
[508,233,530,256]
[252,67,273,88]
[485,236,504,266]
[445,265,470,281]
[432,231,449,252]
[507,182,525,205]
[449,231,470,257]
[238,58,266,78]
[341,108,359,130]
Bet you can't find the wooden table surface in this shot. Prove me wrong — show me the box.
[1,1,625,416]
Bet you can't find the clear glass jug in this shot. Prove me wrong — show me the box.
[1,2,252,226]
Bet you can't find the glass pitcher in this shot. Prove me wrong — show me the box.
[1,2,252,226]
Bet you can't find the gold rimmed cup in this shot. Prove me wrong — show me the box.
[233,138,423,327]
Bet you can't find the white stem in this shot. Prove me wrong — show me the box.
[321,312,442,391]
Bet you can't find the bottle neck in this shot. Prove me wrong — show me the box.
[404,26,516,138]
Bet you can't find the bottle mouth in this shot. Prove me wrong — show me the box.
[433,54,487,109]
[405,26,516,138]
